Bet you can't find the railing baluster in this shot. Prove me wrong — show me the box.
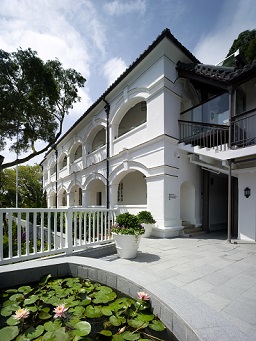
[0,207,116,265]
[25,212,29,256]
[41,212,44,253]
[33,212,37,255]
[17,212,21,257]
[8,212,12,259]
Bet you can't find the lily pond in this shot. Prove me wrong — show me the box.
[0,274,173,341]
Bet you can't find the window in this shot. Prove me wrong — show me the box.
[74,145,82,161]
[118,182,123,202]
[96,192,102,206]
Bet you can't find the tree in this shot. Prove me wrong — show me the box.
[225,29,256,64]
[0,48,86,170]
[0,164,46,208]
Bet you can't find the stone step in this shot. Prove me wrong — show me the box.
[180,225,205,238]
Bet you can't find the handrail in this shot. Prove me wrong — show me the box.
[178,120,228,129]
[0,207,117,265]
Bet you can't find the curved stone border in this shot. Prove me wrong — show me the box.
[0,256,250,341]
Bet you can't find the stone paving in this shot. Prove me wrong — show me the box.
[101,232,256,340]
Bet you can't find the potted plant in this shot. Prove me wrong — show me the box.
[111,212,145,259]
[137,211,156,237]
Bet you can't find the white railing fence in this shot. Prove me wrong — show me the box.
[0,207,117,265]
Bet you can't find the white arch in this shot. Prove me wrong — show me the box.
[67,179,83,193]
[111,95,147,127]
[109,161,148,186]
[84,173,107,189]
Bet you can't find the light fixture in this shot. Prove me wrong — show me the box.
[244,187,251,198]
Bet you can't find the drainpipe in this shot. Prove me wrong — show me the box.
[103,98,110,209]
[227,89,233,243]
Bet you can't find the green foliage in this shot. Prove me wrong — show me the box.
[0,47,86,169]
[225,29,256,65]
[111,213,145,236]
[0,164,45,208]
[0,276,167,340]
[137,211,156,224]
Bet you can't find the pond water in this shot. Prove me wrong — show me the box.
[0,274,177,340]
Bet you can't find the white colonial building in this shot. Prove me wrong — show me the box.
[41,29,256,241]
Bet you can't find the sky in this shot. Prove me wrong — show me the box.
[1,0,256,166]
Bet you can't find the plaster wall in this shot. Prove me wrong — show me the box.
[238,173,256,241]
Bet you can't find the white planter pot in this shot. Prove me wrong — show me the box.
[141,223,154,238]
[112,233,141,259]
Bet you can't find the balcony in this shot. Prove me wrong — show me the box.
[179,92,256,151]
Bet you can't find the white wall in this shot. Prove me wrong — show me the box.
[238,173,256,241]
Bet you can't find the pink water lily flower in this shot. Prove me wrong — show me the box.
[53,304,68,318]
[12,308,30,321]
[137,291,150,301]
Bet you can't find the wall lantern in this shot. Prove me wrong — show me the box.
[244,187,251,198]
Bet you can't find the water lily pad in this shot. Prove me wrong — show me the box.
[23,325,44,339]
[128,319,148,329]
[24,295,38,305]
[0,326,19,341]
[98,329,112,336]
[109,315,126,326]
[17,286,32,294]
[135,312,154,322]
[108,298,133,312]
[6,316,19,326]
[149,319,166,331]
[121,331,140,340]
[69,305,85,316]
[101,306,113,316]
[42,327,69,341]
[44,320,62,332]
[85,305,102,318]
[9,294,24,302]
[1,304,19,317]
[73,321,91,336]
[39,310,51,320]
[5,289,18,294]
[112,335,125,341]
[93,291,117,304]
[95,286,113,294]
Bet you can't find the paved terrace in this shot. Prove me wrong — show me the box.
[101,232,256,340]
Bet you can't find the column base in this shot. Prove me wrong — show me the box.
[151,226,183,238]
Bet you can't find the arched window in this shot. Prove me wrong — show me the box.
[74,145,82,161]
[92,128,106,152]
[50,162,56,175]
[118,101,146,137]
[59,155,67,170]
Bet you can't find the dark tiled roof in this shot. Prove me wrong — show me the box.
[177,60,256,86]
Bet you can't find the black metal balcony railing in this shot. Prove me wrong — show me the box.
[231,109,256,148]
[179,120,229,149]
[179,107,256,150]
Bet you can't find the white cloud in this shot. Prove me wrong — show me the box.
[103,57,127,86]
[104,0,147,16]
[193,0,256,65]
